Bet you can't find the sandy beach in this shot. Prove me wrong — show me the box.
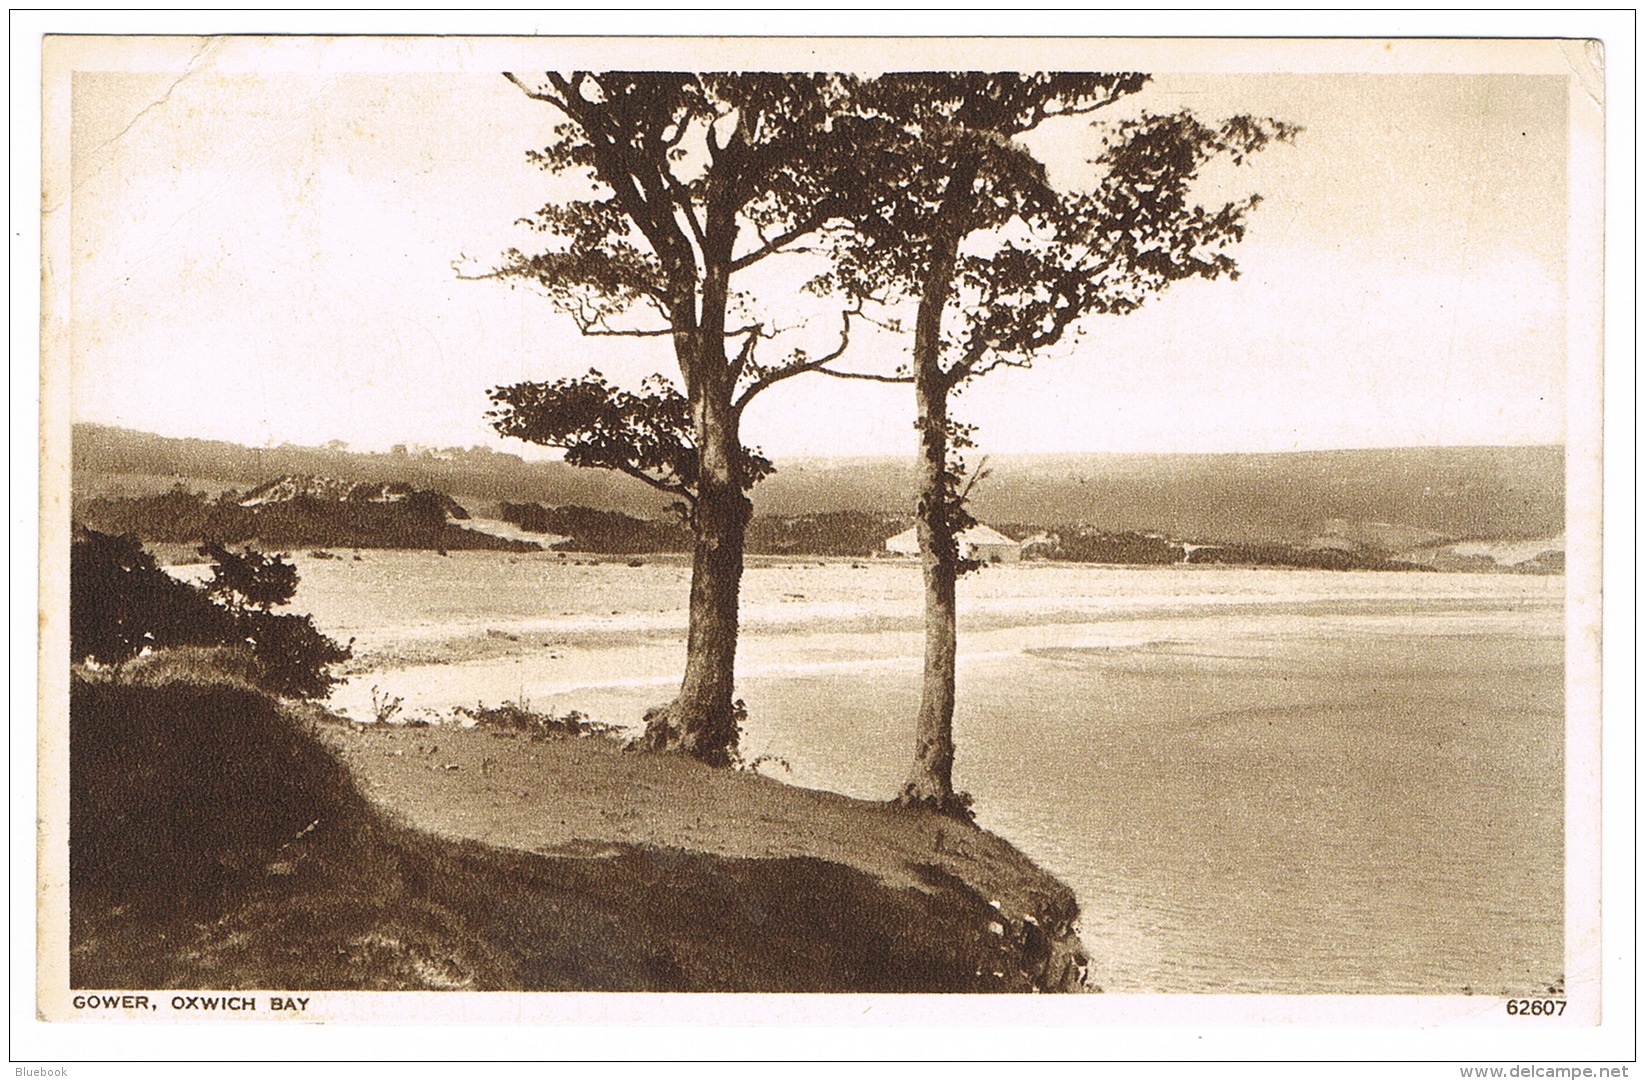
[230,551,1569,995]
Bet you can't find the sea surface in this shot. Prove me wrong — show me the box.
[255,550,1564,995]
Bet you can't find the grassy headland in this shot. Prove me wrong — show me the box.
[70,661,1087,993]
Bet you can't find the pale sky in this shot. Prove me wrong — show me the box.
[62,47,1573,459]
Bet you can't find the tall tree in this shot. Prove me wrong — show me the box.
[478,73,897,765]
[835,75,1295,813]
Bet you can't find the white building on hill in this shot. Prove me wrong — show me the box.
[884,524,1022,564]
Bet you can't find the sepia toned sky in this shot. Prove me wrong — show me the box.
[60,44,1575,458]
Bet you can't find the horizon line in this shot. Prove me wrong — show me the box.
[70,422,1566,464]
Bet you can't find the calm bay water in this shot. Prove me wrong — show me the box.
[277,551,1564,994]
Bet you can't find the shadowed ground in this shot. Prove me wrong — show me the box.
[69,675,1084,992]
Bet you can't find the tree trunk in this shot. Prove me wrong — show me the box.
[898,160,975,814]
[900,371,963,811]
[638,433,748,766]
[639,249,748,766]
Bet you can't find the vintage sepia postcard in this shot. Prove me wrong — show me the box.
[24,21,1627,1064]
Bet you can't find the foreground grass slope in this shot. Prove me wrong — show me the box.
[70,670,1086,993]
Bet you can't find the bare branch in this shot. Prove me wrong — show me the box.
[732,308,906,409]
[813,367,914,385]
[730,324,763,381]
[728,188,905,272]
[957,456,993,503]
[731,212,827,271]
[672,187,709,254]
[1025,79,1140,128]
[659,115,690,152]
[608,458,697,503]
[704,101,744,165]
[577,324,676,338]
[637,291,673,324]
[942,328,997,390]
[662,171,709,255]
[966,350,1036,380]
[859,316,905,336]
[502,71,563,105]
[452,263,507,283]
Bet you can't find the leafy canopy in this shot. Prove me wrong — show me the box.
[488,370,773,521]
[71,528,351,698]
[200,540,300,613]
[481,72,908,506]
[832,74,1299,390]
[821,75,1295,574]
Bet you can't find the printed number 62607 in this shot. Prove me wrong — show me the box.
[1506,999,1566,1016]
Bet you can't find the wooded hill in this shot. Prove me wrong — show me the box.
[763,446,1565,544]
[74,482,536,554]
[74,424,1564,548]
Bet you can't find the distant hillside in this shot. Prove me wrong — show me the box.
[72,424,675,517]
[73,476,537,554]
[763,447,1565,544]
[73,425,1563,547]
[497,501,910,558]
[238,475,468,521]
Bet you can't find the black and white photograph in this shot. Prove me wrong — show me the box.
[22,21,1628,1066]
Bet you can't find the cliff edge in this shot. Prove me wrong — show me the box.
[70,671,1087,993]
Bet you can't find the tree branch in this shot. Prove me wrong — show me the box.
[609,458,697,503]
[1024,79,1140,129]
[965,350,1037,380]
[705,103,740,161]
[942,330,996,390]
[667,177,709,254]
[493,425,695,503]
[507,72,700,300]
[730,208,835,271]
[576,324,676,338]
[729,324,764,383]
[502,71,564,106]
[452,263,506,283]
[854,307,905,334]
[814,367,914,385]
[729,188,904,272]
[731,308,906,409]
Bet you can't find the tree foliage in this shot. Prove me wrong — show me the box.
[478,71,915,764]
[841,77,1297,572]
[70,526,351,699]
[477,72,906,507]
[826,73,1295,813]
[836,76,1299,392]
[488,370,772,523]
[71,527,234,667]
[200,541,299,614]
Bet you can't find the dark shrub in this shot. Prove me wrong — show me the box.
[200,540,300,612]
[70,526,233,665]
[746,512,910,557]
[71,526,350,698]
[74,483,532,552]
[238,609,353,698]
[454,700,616,738]
[498,501,552,533]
